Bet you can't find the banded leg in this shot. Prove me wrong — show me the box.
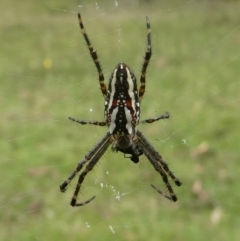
[139,112,170,124]
[70,134,112,206]
[136,130,181,201]
[69,116,106,126]
[139,16,152,102]
[77,13,107,100]
[60,132,111,193]
[137,129,181,187]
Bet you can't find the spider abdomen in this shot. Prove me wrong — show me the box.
[106,63,140,135]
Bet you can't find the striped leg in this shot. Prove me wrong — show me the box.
[139,16,152,102]
[60,132,111,206]
[69,116,106,127]
[136,130,181,202]
[77,13,108,100]
[139,112,170,124]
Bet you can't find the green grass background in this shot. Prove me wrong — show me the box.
[1,0,240,240]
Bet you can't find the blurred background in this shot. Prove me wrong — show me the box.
[1,0,240,240]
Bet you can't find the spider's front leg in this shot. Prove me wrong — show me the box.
[70,135,111,207]
[59,134,109,192]
[60,158,88,193]
[60,133,111,206]
[60,116,107,192]
[136,130,181,202]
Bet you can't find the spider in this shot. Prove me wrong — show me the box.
[60,13,182,207]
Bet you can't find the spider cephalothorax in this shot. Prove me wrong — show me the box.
[60,13,182,207]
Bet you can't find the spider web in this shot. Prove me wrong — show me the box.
[1,0,240,240]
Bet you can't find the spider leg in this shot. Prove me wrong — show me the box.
[151,184,173,201]
[157,158,182,186]
[69,116,106,127]
[139,112,170,125]
[60,132,110,193]
[71,135,111,206]
[136,130,181,202]
[139,16,152,102]
[77,13,108,100]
